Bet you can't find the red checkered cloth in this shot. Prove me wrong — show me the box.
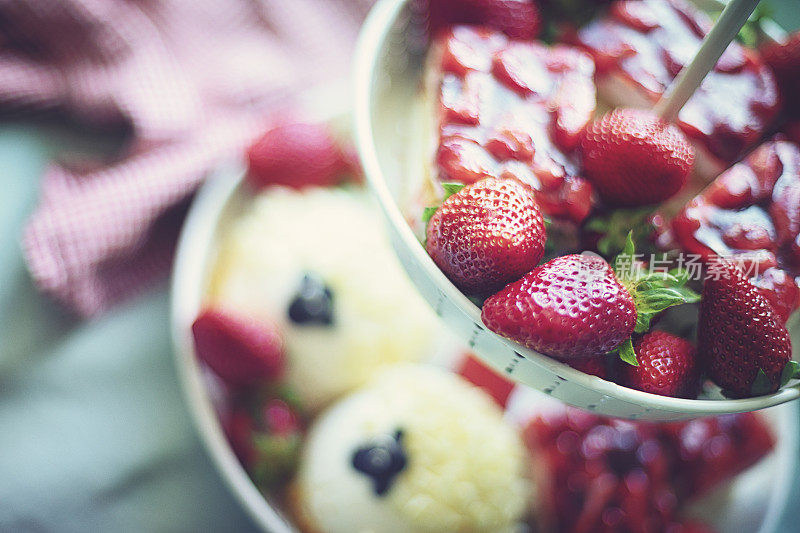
[0,0,373,317]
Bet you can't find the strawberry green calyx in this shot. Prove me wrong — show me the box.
[584,207,655,257]
[422,182,466,224]
[611,232,700,366]
[779,360,800,390]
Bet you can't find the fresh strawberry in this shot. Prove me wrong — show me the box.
[580,108,695,206]
[426,177,546,295]
[223,393,303,488]
[761,31,800,117]
[482,235,699,360]
[697,260,795,398]
[566,354,612,380]
[620,331,699,398]
[457,353,515,407]
[428,0,543,40]
[751,267,800,324]
[246,122,348,190]
[192,309,285,388]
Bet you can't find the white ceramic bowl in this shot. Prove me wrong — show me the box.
[170,160,798,533]
[352,0,800,421]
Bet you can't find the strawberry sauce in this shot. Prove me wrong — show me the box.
[431,26,597,223]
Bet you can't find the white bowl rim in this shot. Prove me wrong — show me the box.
[352,0,800,417]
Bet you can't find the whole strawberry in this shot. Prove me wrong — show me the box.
[482,254,636,358]
[697,261,795,398]
[761,31,800,117]
[224,394,303,488]
[426,177,546,295]
[482,234,699,359]
[428,0,542,40]
[192,308,285,388]
[621,331,699,398]
[580,108,695,206]
[246,122,348,190]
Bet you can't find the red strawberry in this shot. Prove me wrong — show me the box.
[751,267,800,324]
[457,353,515,407]
[426,177,546,295]
[566,354,612,380]
[621,331,699,398]
[246,122,348,190]
[761,31,800,117]
[580,108,695,206]
[192,309,285,388]
[482,254,636,358]
[697,260,794,398]
[223,395,303,488]
[482,235,699,360]
[428,0,542,40]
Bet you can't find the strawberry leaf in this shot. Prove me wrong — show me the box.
[422,206,438,224]
[586,208,655,257]
[613,231,700,336]
[751,368,775,396]
[617,337,638,366]
[441,182,466,200]
[780,360,800,387]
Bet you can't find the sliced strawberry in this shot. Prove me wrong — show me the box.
[620,331,699,398]
[192,309,285,388]
[761,31,800,117]
[492,43,553,96]
[428,0,542,40]
[457,353,515,407]
[550,72,595,152]
[436,135,497,184]
[485,127,535,162]
[246,122,348,190]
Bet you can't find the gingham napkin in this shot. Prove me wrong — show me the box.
[0,0,373,317]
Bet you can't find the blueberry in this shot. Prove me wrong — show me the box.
[288,273,334,325]
[351,429,407,496]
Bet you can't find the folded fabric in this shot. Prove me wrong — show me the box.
[0,0,373,317]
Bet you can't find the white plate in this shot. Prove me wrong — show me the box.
[171,158,798,533]
[352,0,800,421]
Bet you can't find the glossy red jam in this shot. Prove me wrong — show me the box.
[431,26,597,223]
[525,408,775,533]
[575,0,780,168]
[670,139,800,322]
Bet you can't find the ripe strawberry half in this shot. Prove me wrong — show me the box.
[246,122,350,190]
[425,177,546,296]
[697,260,796,398]
[580,108,695,207]
[620,331,699,398]
[482,234,699,360]
[192,308,285,388]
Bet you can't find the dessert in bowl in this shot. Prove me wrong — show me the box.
[170,118,799,533]
[354,0,800,419]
